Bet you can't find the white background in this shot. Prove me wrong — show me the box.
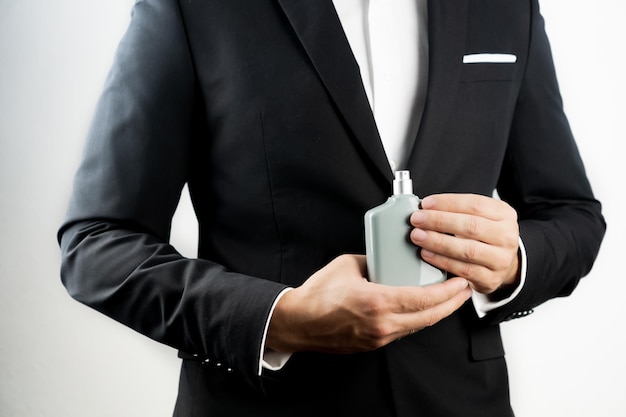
[0,1,624,416]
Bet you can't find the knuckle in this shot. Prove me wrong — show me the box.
[470,194,484,213]
[503,253,517,269]
[370,321,392,339]
[486,284,500,294]
[498,201,519,223]
[335,253,351,265]
[362,293,388,317]
[466,216,482,237]
[482,274,501,293]
[484,279,499,293]
[463,242,480,262]
[431,234,447,252]
[503,201,518,219]
[507,232,520,249]
[434,213,446,230]
[336,254,348,261]
[424,310,438,327]
[413,290,432,311]
[460,261,476,278]
[361,321,393,349]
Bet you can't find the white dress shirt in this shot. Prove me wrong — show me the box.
[333,0,429,171]
[259,0,527,374]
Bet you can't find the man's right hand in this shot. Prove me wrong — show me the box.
[266,254,472,354]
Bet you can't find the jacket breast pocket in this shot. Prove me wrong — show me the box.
[461,62,518,83]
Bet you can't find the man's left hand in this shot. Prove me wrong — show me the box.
[410,193,520,295]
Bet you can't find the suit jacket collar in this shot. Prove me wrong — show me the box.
[276,0,469,190]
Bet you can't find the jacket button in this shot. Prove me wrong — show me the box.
[505,309,534,321]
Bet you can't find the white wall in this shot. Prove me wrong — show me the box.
[0,1,623,416]
[502,1,625,415]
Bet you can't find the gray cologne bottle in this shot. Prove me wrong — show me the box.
[364,171,446,286]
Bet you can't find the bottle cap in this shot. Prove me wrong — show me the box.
[393,170,413,195]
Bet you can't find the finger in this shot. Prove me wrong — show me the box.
[420,194,516,222]
[388,281,473,339]
[411,210,513,245]
[420,249,491,284]
[389,277,471,314]
[420,246,519,294]
[412,229,505,270]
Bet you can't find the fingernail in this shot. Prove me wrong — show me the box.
[421,196,435,209]
[455,278,471,291]
[421,249,434,258]
[412,211,426,225]
[412,228,427,242]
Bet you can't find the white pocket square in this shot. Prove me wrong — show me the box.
[463,53,517,64]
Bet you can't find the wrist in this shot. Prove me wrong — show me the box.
[266,287,301,353]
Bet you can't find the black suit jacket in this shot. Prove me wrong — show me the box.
[59,0,605,415]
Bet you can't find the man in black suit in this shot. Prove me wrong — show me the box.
[58,0,605,415]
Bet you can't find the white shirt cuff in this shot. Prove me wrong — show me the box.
[472,236,527,318]
[258,287,293,375]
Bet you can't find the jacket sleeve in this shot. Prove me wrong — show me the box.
[486,0,606,324]
[58,0,288,389]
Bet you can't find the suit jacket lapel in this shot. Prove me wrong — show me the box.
[407,0,469,189]
[276,0,393,185]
